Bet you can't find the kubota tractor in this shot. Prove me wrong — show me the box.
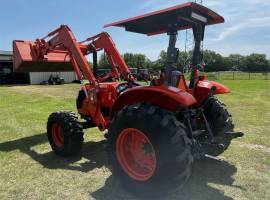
[13,2,243,196]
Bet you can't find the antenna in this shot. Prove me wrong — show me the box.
[184,0,203,72]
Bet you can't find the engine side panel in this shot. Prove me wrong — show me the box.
[99,82,119,108]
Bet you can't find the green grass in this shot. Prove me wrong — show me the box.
[184,72,270,81]
[0,81,270,200]
[206,72,270,80]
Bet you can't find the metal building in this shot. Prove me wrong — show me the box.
[29,72,77,84]
[0,50,77,85]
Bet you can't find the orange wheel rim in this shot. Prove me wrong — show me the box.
[116,128,157,181]
[51,123,64,147]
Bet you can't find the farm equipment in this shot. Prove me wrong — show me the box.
[127,68,150,81]
[137,68,150,81]
[13,2,243,196]
[48,74,65,85]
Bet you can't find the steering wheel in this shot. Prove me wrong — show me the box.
[116,82,130,95]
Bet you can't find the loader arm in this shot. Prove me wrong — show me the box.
[14,25,133,84]
[43,27,133,82]
[81,32,132,81]
[34,25,98,86]
[13,25,135,130]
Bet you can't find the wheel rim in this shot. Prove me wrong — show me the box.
[116,128,157,181]
[51,123,64,147]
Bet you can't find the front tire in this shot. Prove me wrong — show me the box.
[47,111,84,157]
[204,97,234,156]
[107,104,193,197]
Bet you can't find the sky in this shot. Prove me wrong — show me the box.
[0,0,269,60]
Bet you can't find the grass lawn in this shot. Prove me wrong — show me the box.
[0,81,269,200]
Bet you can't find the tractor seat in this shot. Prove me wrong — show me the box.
[173,71,188,91]
[151,70,188,91]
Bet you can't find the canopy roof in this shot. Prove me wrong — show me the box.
[104,2,224,36]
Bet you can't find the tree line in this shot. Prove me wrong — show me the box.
[98,50,270,72]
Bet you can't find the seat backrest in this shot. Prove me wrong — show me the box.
[176,74,188,91]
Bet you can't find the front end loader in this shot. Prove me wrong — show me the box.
[13,2,243,197]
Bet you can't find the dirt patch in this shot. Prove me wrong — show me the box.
[238,142,270,154]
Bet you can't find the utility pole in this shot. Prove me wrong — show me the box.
[184,0,203,73]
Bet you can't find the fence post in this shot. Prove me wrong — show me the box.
[249,73,251,80]
[233,72,235,80]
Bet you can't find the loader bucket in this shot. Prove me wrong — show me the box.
[13,40,73,72]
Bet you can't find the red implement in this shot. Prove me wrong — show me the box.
[13,40,73,72]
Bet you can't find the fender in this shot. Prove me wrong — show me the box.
[110,86,197,119]
[195,80,230,105]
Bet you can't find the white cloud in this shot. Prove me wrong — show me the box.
[215,24,245,41]
[214,16,270,41]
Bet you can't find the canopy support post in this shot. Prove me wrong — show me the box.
[165,25,179,86]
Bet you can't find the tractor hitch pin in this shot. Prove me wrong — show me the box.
[226,131,244,139]
[204,154,224,162]
[192,141,225,160]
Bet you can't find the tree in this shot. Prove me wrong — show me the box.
[98,53,110,68]
[203,50,225,72]
[154,50,167,70]
[98,50,270,73]
[245,54,270,72]
[123,53,151,69]
[153,50,188,72]
[177,51,189,72]
[226,54,247,71]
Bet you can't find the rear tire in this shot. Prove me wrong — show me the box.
[107,104,193,197]
[204,97,234,156]
[47,111,84,157]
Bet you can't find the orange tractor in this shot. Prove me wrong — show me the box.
[13,2,243,196]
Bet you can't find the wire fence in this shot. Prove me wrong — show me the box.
[206,72,270,80]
